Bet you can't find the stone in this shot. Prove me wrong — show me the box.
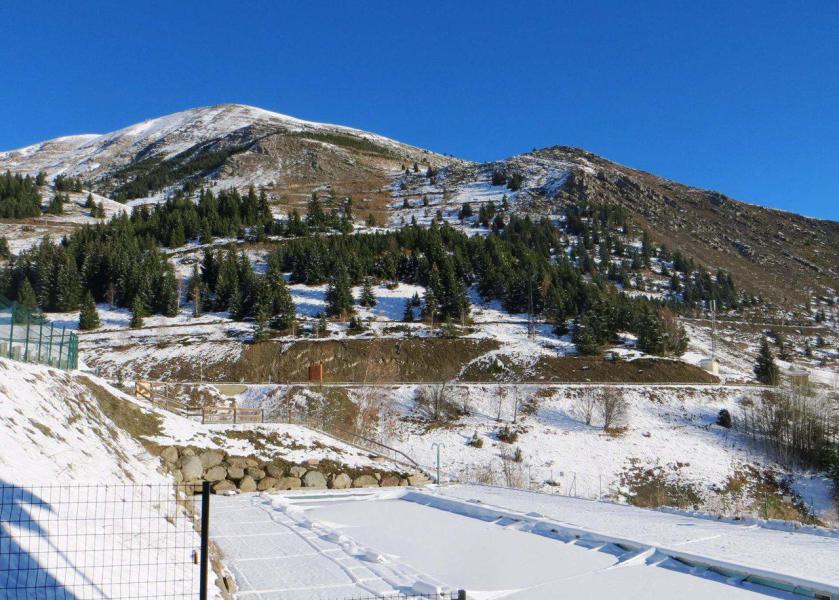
[257,477,279,491]
[352,474,379,488]
[244,458,260,468]
[200,450,225,469]
[227,467,245,480]
[238,476,257,493]
[246,467,266,480]
[173,469,184,484]
[227,457,248,468]
[266,464,284,479]
[213,480,236,494]
[180,455,203,482]
[302,470,327,489]
[204,466,227,482]
[373,473,382,481]
[277,477,302,490]
[289,466,307,478]
[330,473,352,489]
[182,448,196,457]
[380,475,401,487]
[407,474,430,486]
[398,478,409,486]
[160,446,179,463]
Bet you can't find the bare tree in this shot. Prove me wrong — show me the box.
[598,388,628,430]
[575,391,597,426]
[496,385,506,421]
[415,382,460,422]
[500,445,526,488]
[512,385,520,423]
[739,386,837,469]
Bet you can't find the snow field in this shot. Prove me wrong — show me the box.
[211,486,839,599]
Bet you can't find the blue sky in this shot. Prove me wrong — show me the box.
[1,1,836,220]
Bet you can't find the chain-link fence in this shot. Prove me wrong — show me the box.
[0,482,209,599]
[0,296,79,370]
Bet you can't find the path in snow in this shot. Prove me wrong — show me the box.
[210,492,423,600]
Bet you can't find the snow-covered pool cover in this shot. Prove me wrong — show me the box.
[210,485,839,599]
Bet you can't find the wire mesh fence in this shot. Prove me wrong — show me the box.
[0,482,207,599]
[0,296,79,370]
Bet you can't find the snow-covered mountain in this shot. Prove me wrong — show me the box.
[0,104,456,178]
[1,104,836,305]
[0,104,462,213]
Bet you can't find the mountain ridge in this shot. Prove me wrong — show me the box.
[0,104,836,305]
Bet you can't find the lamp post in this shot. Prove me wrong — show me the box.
[431,442,445,484]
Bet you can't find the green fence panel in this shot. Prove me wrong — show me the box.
[0,295,78,370]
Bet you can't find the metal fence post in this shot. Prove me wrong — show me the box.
[48,322,54,364]
[458,589,467,600]
[23,312,31,361]
[37,318,44,362]
[58,327,65,370]
[200,480,210,600]
[7,303,14,358]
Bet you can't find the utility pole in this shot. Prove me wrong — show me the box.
[711,299,717,362]
[527,271,535,339]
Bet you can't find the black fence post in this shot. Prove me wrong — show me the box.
[200,481,210,600]
[457,590,467,600]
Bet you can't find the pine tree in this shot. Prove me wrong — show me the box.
[754,338,779,385]
[572,317,600,356]
[17,279,38,313]
[402,299,414,322]
[78,291,100,330]
[0,236,10,259]
[47,194,65,215]
[270,278,297,331]
[325,268,354,318]
[228,287,244,321]
[359,277,377,308]
[159,269,179,317]
[130,296,145,328]
[252,304,270,342]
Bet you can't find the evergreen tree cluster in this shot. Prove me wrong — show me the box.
[0,171,43,218]
[194,247,295,328]
[54,174,83,193]
[130,186,273,247]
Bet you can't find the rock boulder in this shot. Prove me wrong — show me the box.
[302,470,327,489]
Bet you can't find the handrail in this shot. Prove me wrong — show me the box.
[132,380,427,473]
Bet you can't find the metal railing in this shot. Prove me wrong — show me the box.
[0,297,79,370]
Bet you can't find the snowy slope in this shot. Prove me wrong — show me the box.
[0,358,209,598]
[0,103,458,180]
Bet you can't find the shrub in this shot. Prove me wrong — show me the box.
[717,408,732,428]
[497,425,518,444]
[467,431,484,448]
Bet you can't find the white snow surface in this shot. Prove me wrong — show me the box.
[0,359,210,598]
[211,485,839,599]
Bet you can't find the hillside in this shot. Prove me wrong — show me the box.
[0,104,460,222]
[0,104,839,310]
[393,146,839,307]
[2,105,835,310]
